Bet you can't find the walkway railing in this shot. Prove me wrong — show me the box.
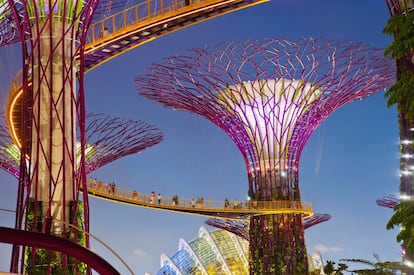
[82,0,268,70]
[86,0,266,46]
[87,0,190,44]
[86,179,313,219]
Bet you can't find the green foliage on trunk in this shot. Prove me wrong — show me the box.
[249,214,308,274]
[387,200,414,253]
[383,12,414,116]
[24,199,87,274]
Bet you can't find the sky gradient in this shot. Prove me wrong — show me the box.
[0,0,402,274]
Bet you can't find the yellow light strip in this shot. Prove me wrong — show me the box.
[8,88,23,148]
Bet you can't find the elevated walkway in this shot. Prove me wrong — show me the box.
[83,0,268,72]
[6,0,268,147]
[86,179,314,220]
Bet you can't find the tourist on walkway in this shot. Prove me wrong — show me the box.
[233,198,238,209]
[224,198,230,209]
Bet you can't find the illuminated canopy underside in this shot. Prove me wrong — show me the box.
[219,78,321,170]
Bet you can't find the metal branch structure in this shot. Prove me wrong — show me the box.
[205,213,331,241]
[136,37,395,274]
[0,113,163,178]
[84,113,163,174]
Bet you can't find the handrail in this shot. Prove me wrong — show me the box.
[86,0,189,45]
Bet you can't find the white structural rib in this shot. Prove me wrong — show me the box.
[159,253,183,275]
[178,238,208,275]
[198,226,231,274]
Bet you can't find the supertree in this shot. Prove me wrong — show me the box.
[383,0,414,270]
[377,195,400,209]
[0,0,99,272]
[135,37,395,274]
[204,213,331,241]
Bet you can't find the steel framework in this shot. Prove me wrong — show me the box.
[135,37,395,274]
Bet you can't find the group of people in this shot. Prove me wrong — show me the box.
[108,182,116,195]
[150,192,162,204]
[90,179,251,210]
[224,198,242,209]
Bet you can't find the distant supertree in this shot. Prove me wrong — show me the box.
[205,213,331,241]
[0,112,163,177]
[136,37,395,274]
[376,195,400,209]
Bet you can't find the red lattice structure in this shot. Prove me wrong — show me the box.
[135,37,395,274]
[205,213,331,241]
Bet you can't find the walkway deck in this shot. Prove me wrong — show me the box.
[86,179,314,220]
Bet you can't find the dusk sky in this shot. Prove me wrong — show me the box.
[0,0,403,274]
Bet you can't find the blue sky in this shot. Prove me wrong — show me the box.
[0,0,403,274]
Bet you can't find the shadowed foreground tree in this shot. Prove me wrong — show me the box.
[323,260,348,275]
[340,253,402,274]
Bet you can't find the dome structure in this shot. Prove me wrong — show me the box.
[156,226,324,275]
[157,226,249,275]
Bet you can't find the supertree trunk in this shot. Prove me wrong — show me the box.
[249,169,307,273]
[6,0,98,272]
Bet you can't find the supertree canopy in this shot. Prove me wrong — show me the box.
[136,37,395,274]
[204,213,332,241]
[0,112,164,177]
[377,195,400,209]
